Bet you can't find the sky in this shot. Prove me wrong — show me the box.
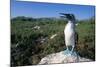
[11,0,95,20]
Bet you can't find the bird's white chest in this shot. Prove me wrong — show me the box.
[64,22,74,35]
[64,22,75,46]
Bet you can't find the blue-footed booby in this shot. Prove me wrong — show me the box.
[60,13,78,53]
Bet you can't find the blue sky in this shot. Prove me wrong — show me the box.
[11,0,95,20]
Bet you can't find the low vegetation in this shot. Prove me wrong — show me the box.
[11,16,95,66]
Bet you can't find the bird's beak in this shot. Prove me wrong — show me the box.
[59,13,65,15]
[59,13,70,17]
[60,16,66,18]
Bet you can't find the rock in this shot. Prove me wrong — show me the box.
[39,50,92,64]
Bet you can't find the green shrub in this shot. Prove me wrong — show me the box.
[11,17,95,66]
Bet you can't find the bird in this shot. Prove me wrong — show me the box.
[60,13,78,53]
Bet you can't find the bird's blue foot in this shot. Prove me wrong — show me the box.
[63,49,72,56]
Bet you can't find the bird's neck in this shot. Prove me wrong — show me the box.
[65,20,75,30]
[67,20,75,26]
[68,20,74,24]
